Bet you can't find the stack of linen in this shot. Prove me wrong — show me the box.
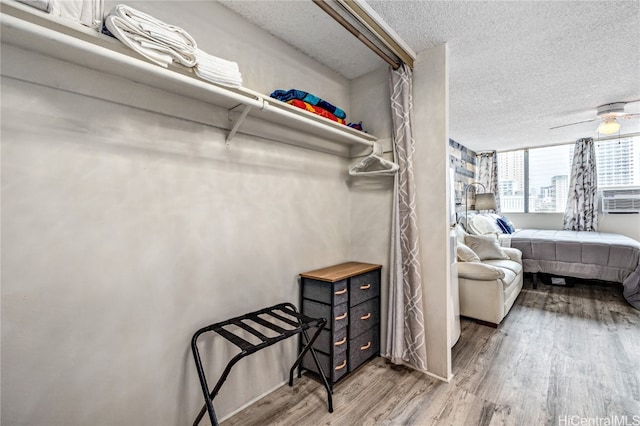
[104,4,242,88]
[193,49,243,88]
[285,99,346,124]
[16,0,102,29]
[270,89,365,131]
[105,4,197,68]
[270,89,346,122]
[15,0,53,13]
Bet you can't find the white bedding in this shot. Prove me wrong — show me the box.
[510,229,640,310]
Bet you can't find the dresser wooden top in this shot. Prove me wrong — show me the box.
[300,262,382,282]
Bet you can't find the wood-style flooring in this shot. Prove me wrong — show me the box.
[224,277,640,425]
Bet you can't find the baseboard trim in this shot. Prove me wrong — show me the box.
[379,354,451,382]
[219,380,288,423]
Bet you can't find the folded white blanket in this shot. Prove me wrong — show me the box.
[105,4,197,67]
[16,0,53,13]
[105,4,243,88]
[194,49,243,88]
[53,0,101,28]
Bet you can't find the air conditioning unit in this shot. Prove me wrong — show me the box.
[601,187,640,214]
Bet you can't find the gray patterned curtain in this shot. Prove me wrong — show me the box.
[386,63,427,371]
[563,137,598,231]
[476,151,501,214]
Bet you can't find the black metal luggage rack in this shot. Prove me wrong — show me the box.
[191,302,333,426]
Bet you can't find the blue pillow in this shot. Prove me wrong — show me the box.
[497,217,515,234]
[496,218,510,233]
[504,216,516,233]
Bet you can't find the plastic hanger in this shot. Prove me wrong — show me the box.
[349,142,399,176]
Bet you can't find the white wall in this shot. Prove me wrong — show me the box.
[1,3,454,425]
[413,44,452,381]
[349,46,453,382]
[508,212,640,241]
[598,214,640,241]
[349,66,394,352]
[2,78,351,425]
[1,2,357,424]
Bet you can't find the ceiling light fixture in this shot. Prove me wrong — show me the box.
[597,117,621,135]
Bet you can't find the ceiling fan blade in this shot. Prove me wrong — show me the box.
[622,113,640,119]
[549,118,597,130]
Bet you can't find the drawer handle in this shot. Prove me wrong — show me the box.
[335,312,347,321]
[335,337,347,346]
[335,288,347,296]
[335,360,347,371]
[360,284,371,290]
[360,312,371,320]
[360,342,372,351]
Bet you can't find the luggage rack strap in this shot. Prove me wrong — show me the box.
[209,303,323,350]
[230,319,269,342]
[191,302,333,426]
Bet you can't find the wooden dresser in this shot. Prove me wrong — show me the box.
[299,262,382,387]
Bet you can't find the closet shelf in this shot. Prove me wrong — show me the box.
[0,1,378,155]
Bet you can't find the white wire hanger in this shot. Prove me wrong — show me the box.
[349,142,399,176]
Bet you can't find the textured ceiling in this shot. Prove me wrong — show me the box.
[219,0,640,152]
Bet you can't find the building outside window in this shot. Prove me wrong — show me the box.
[529,145,572,213]
[497,150,525,212]
[596,137,640,187]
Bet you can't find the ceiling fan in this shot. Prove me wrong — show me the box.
[550,100,640,134]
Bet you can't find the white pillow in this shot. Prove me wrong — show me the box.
[454,224,467,246]
[464,234,509,260]
[456,212,475,234]
[467,214,503,235]
[457,243,481,262]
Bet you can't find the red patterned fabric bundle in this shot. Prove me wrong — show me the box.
[286,99,346,125]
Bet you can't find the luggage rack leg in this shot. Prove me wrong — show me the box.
[288,326,334,410]
[192,346,246,426]
[191,303,332,426]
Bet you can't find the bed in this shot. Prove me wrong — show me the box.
[461,213,640,309]
[509,229,640,310]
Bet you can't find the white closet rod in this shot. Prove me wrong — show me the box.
[1,12,376,150]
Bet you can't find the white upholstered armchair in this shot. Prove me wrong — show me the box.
[454,225,524,326]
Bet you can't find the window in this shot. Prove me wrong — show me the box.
[497,135,640,213]
[529,145,572,213]
[497,150,525,212]
[595,136,640,188]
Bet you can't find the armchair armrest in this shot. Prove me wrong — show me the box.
[458,262,506,280]
[502,247,522,263]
